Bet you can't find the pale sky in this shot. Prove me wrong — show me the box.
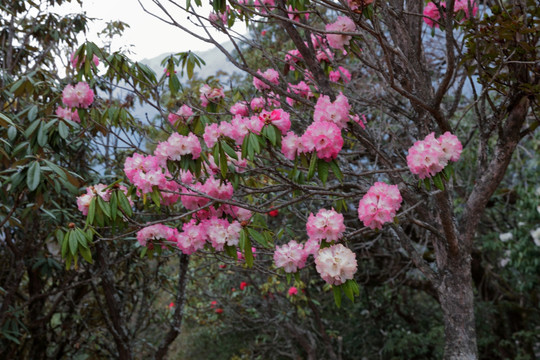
[54,0,246,61]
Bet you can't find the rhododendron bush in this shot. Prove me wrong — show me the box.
[2,0,539,358]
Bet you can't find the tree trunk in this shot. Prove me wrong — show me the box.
[437,254,478,360]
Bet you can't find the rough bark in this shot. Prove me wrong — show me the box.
[437,254,478,360]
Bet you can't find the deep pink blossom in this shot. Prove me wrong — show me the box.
[301,121,344,161]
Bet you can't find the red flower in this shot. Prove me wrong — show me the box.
[168,302,175,308]
[240,281,248,290]
[268,209,279,217]
[215,308,223,314]
[210,301,217,308]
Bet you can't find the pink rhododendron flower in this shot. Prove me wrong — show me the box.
[136,224,176,247]
[406,132,461,179]
[200,84,225,107]
[168,105,193,125]
[250,97,266,112]
[329,67,352,83]
[202,218,242,251]
[423,2,445,28]
[301,121,344,161]
[70,51,99,69]
[358,182,402,230]
[253,68,280,91]
[325,16,356,50]
[288,286,298,296]
[303,238,320,256]
[438,131,463,162]
[281,131,301,160]
[203,123,221,148]
[174,219,207,255]
[313,93,351,129]
[230,101,249,116]
[259,109,291,134]
[273,240,307,273]
[155,132,201,161]
[306,208,346,242]
[315,244,357,285]
[55,106,80,123]
[62,82,94,108]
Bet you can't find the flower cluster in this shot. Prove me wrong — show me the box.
[306,208,346,242]
[62,82,94,109]
[136,224,176,247]
[155,132,201,161]
[358,182,403,230]
[423,0,478,28]
[406,132,462,179]
[123,153,180,205]
[313,93,351,129]
[301,121,344,161]
[325,16,356,50]
[273,240,308,273]
[315,244,357,285]
[253,68,280,91]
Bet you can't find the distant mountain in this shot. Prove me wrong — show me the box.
[139,41,239,80]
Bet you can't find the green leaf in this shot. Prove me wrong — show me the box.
[55,229,64,244]
[221,141,238,160]
[343,281,354,302]
[117,190,133,216]
[333,286,342,308]
[7,126,17,141]
[27,105,38,121]
[79,246,93,264]
[307,154,317,180]
[109,191,118,221]
[433,173,445,191]
[224,244,237,258]
[249,133,260,153]
[266,125,277,146]
[37,121,48,147]
[43,160,67,180]
[318,159,329,185]
[58,121,69,139]
[27,161,41,191]
[97,196,111,218]
[24,119,40,138]
[423,178,431,191]
[244,237,254,268]
[247,228,269,247]
[219,143,228,178]
[86,197,96,225]
[329,160,343,182]
[62,232,70,258]
[69,231,78,256]
[150,186,161,208]
[76,228,88,249]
